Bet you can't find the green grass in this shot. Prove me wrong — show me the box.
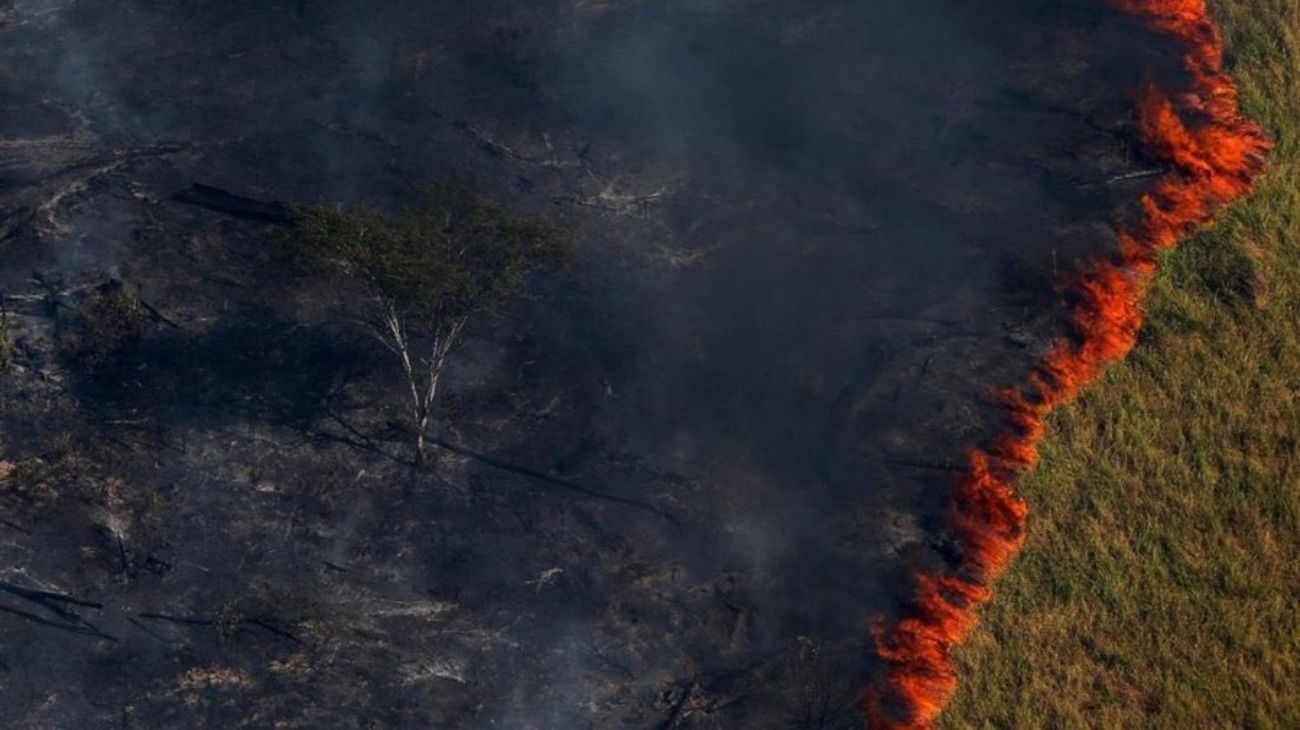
[939,2,1300,727]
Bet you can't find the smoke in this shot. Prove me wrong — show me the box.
[865,1,1270,726]
[0,0,1241,726]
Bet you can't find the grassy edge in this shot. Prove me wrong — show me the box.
[940,1,1300,727]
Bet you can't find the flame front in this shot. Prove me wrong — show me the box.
[863,2,1270,727]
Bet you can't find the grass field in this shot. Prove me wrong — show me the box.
[939,2,1300,727]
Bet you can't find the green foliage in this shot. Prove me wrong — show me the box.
[941,2,1300,727]
[291,181,573,328]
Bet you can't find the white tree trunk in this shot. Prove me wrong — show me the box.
[375,299,467,467]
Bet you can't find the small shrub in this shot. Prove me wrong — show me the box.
[0,306,13,371]
[56,282,147,371]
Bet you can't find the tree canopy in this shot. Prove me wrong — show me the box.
[292,182,573,326]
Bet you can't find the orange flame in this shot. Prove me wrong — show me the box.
[864,2,1270,727]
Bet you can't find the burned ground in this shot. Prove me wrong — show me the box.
[0,1,1191,727]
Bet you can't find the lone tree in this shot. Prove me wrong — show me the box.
[292,182,573,464]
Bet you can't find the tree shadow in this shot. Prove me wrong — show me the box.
[66,304,377,433]
[62,301,686,523]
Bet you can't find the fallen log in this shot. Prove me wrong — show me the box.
[173,183,291,224]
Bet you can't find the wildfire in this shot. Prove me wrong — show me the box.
[863,2,1270,727]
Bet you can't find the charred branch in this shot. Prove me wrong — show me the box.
[0,581,112,640]
[0,603,116,640]
[0,518,31,535]
[135,611,300,643]
[887,458,965,472]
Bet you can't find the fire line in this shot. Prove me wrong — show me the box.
[863,1,1271,727]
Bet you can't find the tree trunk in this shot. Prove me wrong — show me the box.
[374,304,461,469]
[414,372,441,467]
[414,410,432,466]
